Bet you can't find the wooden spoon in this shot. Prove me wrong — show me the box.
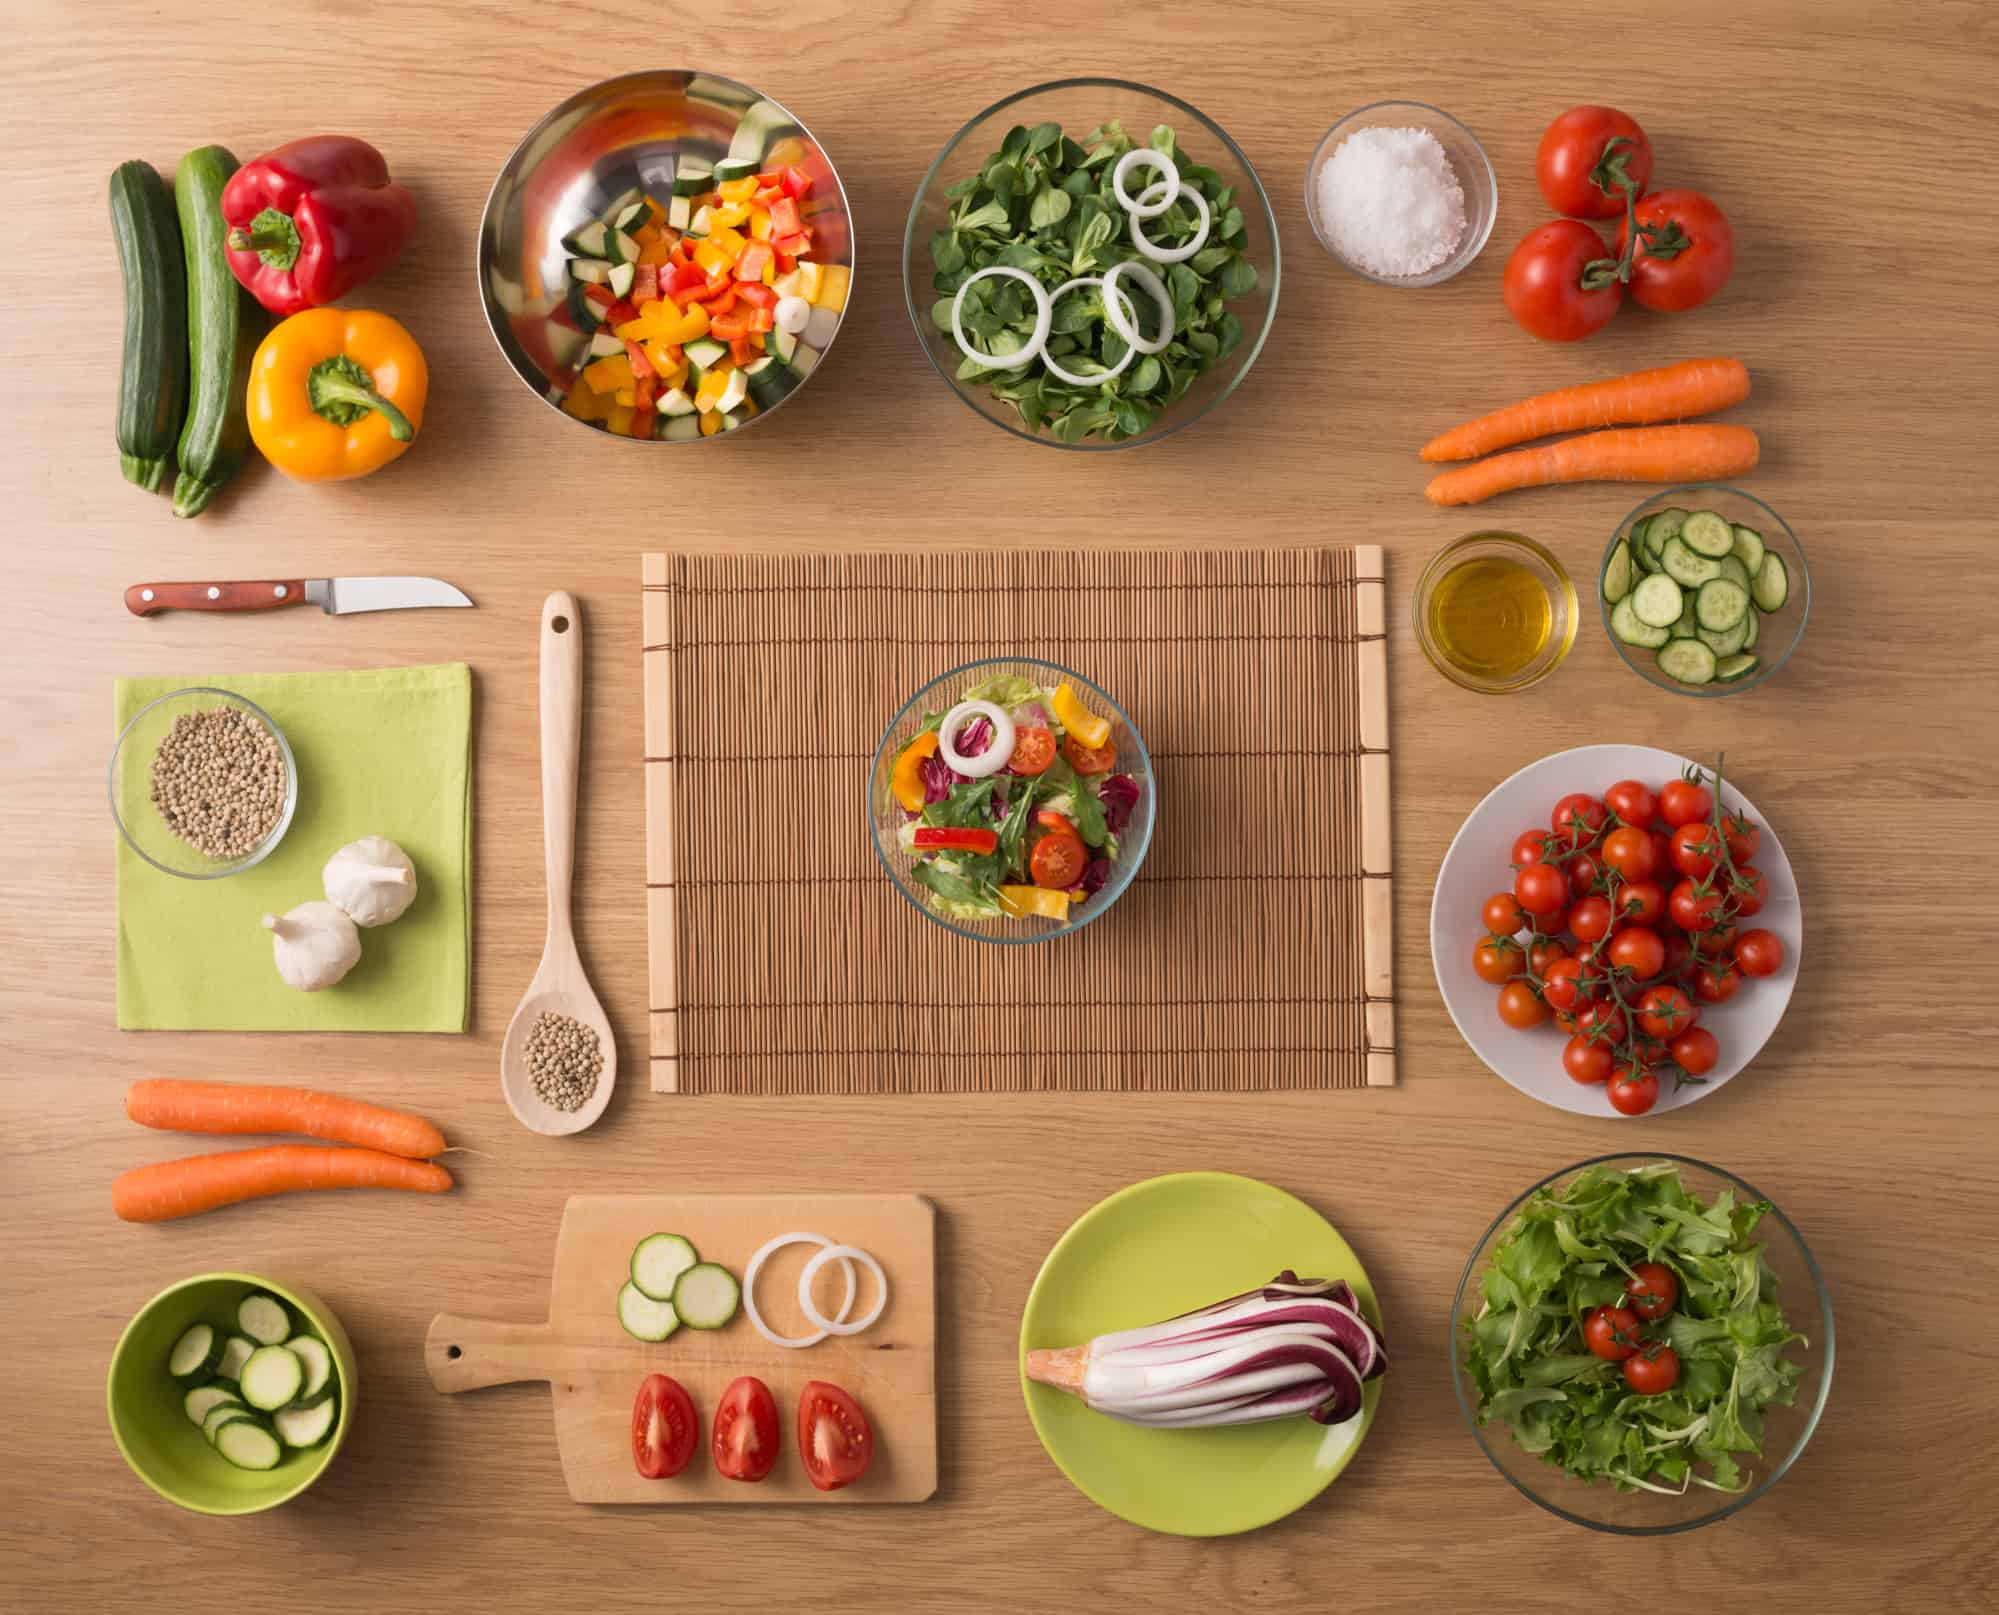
[501,593,616,1136]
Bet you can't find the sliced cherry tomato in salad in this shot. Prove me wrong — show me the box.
[1623,1262,1678,1321]
[1583,1304,1642,1361]
[1063,733,1117,774]
[1029,830,1086,890]
[712,1375,779,1483]
[1622,1340,1681,1394]
[798,1380,874,1492]
[1006,725,1056,776]
[633,1373,698,1480]
[1034,808,1077,836]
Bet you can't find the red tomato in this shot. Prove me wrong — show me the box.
[1528,939,1570,977]
[1497,979,1550,1029]
[1608,1062,1660,1116]
[1514,861,1568,916]
[1635,984,1697,1039]
[1583,1304,1642,1361]
[1729,865,1768,918]
[633,1373,699,1479]
[1569,894,1614,944]
[1669,878,1727,934]
[1722,811,1761,865]
[1064,733,1117,774]
[1474,936,1526,985]
[713,1375,779,1483]
[1551,792,1608,848]
[1622,1341,1681,1395]
[1006,725,1056,776]
[1576,999,1628,1045]
[1482,892,1527,936]
[1624,1262,1679,1321]
[1668,821,1723,880]
[1537,904,1571,937]
[1503,220,1621,342]
[1535,106,1654,220]
[1563,1035,1614,1085]
[1603,779,1657,826]
[1601,825,1655,881]
[1632,1032,1669,1068]
[1693,922,1739,954]
[1512,829,1556,867]
[1694,958,1744,1003]
[1553,1006,1580,1036]
[798,1380,874,1492]
[1030,831,1086,890]
[1541,956,1586,1012]
[1571,943,1611,1002]
[1670,1025,1719,1076]
[1661,932,1695,980]
[1565,852,1603,899]
[1648,829,1674,879]
[1615,880,1666,929]
[1616,189,1735,313]
[1733,928,1785,978]
[1607,925,1665,980]
[1659,778,1713,828]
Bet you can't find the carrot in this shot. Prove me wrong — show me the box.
[1421,359,1751,463]
[1423,425,1761,507]
[113,1145,453,1222]
[125,1079,446,1159]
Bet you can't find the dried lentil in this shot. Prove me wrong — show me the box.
[527,1012,604,1112]
[150,705,287,861]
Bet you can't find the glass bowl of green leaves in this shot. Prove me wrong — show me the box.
[903,79,1279,450]
[1453,1155,1834,1535]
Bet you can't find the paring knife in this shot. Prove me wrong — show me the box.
[126,577,475,617]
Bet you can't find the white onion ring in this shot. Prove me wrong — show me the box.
[742,1232,858,1350]
[1112,148,1180,219]
[1102,260,1175,355]
[1130,184,1212,264]
[950,265,1051,371]
[1039,277,1137,388]
[938,699,1016,777]
[797,1244,888,1337]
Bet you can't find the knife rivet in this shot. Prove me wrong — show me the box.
[207,586,221,600]
[141,589,155,602]
[274,585,287,599]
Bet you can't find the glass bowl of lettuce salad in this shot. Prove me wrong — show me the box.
[1453,1155,1833,1535]
[868,659,1154,942]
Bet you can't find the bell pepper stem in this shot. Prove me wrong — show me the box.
[308,356,415,442]
[227,207,304,271]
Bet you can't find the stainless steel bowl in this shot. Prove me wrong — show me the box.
[478,70,854,441]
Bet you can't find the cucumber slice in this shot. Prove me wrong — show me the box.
[672,158,714,197]
[1660,535,1722,589]
[1752,552,1790,612]
[237,1293,290,1347]
[607,262,636,298]
[1680,509,1736,557]
[168,1322,221,1382]
[563,220,610,257]
[1716,553,1753,596]
[273,1398,337,1450]
[183,1383,243,1427]
[632,1233,701,1303]
[1601,539,1635,604]
[671,1262,741,1330]
[1743,609,1760,649]
[203,1402,261,1443]
[286,1335,334,1402]
[1656,639,1718,686]
[1696,578,1751,632]
[1696,616,1750,658]
[1672,596,1701,639]
[1630,572,1684,628]
[1646,507,1688,550]
[1715,652,1762,683]
[239,1344,304,1411]
[1610,596,1671,649]
[214,1418,283,1472]
[1731,523,1767,574]
[216,1333,257,1382]
[618,1280,680,1342]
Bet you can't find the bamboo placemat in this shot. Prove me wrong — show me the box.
[642,548,1393,1095]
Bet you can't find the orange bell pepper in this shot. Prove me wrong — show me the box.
[246,307,426,482]
[890,732,940,812]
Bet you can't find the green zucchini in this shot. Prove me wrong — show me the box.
[110,161,188,492]
[171,146,264,518]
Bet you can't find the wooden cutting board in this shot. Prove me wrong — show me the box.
[425,1193,937,1504]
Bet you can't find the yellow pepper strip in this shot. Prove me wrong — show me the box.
[814,263,851,312]
[614,387,635,407]
[581,353,634,393]
[694,367,730,414]
[246,307,427,483]
[999,885,1071,921]
[1051,682,1111,749]
[748,207,772,242]
[890,732,939,812]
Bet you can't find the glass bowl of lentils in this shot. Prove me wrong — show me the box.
[109,687,298,878]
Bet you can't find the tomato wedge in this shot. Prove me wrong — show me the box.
[797,1379,873,1492]
[632,1373,698,1479]
[712,1375,779,1483]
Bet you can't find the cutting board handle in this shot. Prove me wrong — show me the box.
[425,1313,558,1393]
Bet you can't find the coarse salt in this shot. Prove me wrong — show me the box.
[1318,126,1468,279]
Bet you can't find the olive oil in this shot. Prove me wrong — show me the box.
[1424,552,1553,681]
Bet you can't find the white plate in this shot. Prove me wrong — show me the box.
[1430,744,1802,1118]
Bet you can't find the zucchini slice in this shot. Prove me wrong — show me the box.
[203,1402,260,1443]
[168,1322,221,1383]
[1601,539,1636,604]
[183,1383,243,1427]
[1656,639,1718,686]
[214,1418,284,1472]
[1630,573,1684,628]
[631,1233,701,1303]
[273,1398,337,1450]
[286,1335,335,1402]
[618,1280,680,1343]
[216,1333,257,1382]
[237,1293,290,1347]
[672,1263,741,1331]
[239,1344,304,1412]
[563,220,611,257]
[1680,509,1736,557]
[1752,552,1790,613]
[1696,578,1751,633]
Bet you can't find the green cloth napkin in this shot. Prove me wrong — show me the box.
[116,663,472,1031]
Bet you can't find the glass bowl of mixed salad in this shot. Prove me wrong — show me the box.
[903,79,1279,450]
[868,659,1154,942]
[1452,1155,1833,1535]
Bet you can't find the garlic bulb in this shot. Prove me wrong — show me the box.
[322,836,417,927]
[261,902,362,992]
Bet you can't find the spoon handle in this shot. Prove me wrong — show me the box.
[538,592,583,947]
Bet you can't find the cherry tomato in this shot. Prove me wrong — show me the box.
[1569,894,1614,944]
[1571,944,1611,1001]
[1528,939,1569,977]
[1035,808,1077,836]
[798,1380,874,1492]
[1721,811,1761,865]
[1668,821,1720,880]
[1565,852,1603,899]
[1474,936,1526,985]
[1512,829,1556,867]
[1583,1304,1642,1361]
[1536,904,1570,937]
[1576,999,1628,1045]
[1649,829,1674,879]
[1603,779,1657,826]
[1601,825,1655,881]
[1616,189,1735,314]
[1615,879,1666,929]
[1669,879,1727,934]
[1693,922,1738,955]
[1661,932,1695,980]
[1636,984,1697,1039]
[1608,1062,1660,1116]
[1535,106,1654,220]
[633,1373,699,1479]
[1622,1341,1681,1395]
[1563,1035,1614,1085]
[1541,957,1586,1012]
[1632,1032,1669,1068]
[1064,733,1117,774]
[1659,777,1714,828]
[1482,892,1527,936]
[712,1375,779,1483]
[1669,1025,1719,1076]
[1607,925,1665,980]
[1503,220,1621,342]
[1006,725,1057,776]
[1553,1006,1580,1036]
[1694,958,1744,1003]
[1728,865,1768,918]
[1623,1262,1679,1321]
[1550,793,1608,848]
[1733,928,1785,978]
[1514,862,1568,916]
[1497,978,1550,1029]
[1029,830,1086,890]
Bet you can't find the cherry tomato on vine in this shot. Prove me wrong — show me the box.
[1583,1304,1642,1361]
[1649,829,1674,878]
[1635,984,1697,1039]
[1607,925,1666,980]
[1482,892,1527,936]
[1569,894,1614,944]
[1669,821,1722,879]
[1659,778,1713,828]
[1563,1035,1614,1085]
[1616,189,1735,314]
[1661,932,1694,981]
[1503,220,1622,342]
[1623,1262,1679,1321]
[1514,862,1568,916]
[1512,829,1555,867]
[1496,979,1549,1029]
[1576,999,1628,1045]
[1729,865,1768,918]
[1565,852,1602,899]
[1528,939,1570,977]
[1600,825,1656,882]
[1474,936,1526,985]
[1694,958,1744,1004]
[1669,1025,1719,1076]
[1722,812,1761,865]
[1553,1007,1580,1035]
[1632,1032,1669,1068]
[1571,943,1611,1000]
[1608,1062,1660,1116]
[1669,879,1727,934]
[1733,928,1785,978]
[1541,957,1587,1013]
[1622,1340,1681,1395]
[1603,779,1657,826]
[1535,106,1654,220]
[1615,880,1666,929]
[1692,922,1738,955]
[1551,793,1608,848]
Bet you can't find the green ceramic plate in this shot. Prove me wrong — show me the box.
[1018,1171,1383,1536]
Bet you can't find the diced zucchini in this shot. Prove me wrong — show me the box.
[169,1322,221,1383]
[286,1335,335,1402]
[802,304,840,349]
[566,282,603,332]
[1630,572,1684,628]
[791,342,822,375]
[667,194,691,231]
[1680,509,1736,557]
[1610,595,1671,649]
[661,413,701,442]
[657,386,697,418]
[601,186,643,223]
[747,355,798,410]
[714,156,760,183]
[562,220,611,257]
[714,368,750,414]
[1731,523,1767,575]
[1660,535,1723,589]
[588,329,626,359]
[1715,652,1762,683]
[216,1334,257,1381]
[727,101,796,164]
[609,229,640,265]
[631,1233,701,1303]
[544,322,588,371]
[719,408,748,432]
[683,338,727,371]
[1752,552,1790,612]
[672,158,714,197]
[568,259,612,286]
[671,1262,741,1330]
[1695,577,1751,632]
[1655,638,1718,686]
[1601,538,1635,604]
[183,1383,242,1427]
[273,1398,337,1449]
[614,202,649,234]
[686,205,713,239]
[607,262,636,298]
[770,326,800,362]
[214,1418,283,1472]
[618,1279,680,1342]
[239,1344,304,1411]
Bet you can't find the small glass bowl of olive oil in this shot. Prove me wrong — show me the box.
[1414,532,1577,694]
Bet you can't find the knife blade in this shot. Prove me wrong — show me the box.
[126,577,474,617]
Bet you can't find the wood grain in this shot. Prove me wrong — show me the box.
[1,0,1996,1611]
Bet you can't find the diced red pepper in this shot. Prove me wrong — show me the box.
[631,264,659,304]
[749,305,775,334]
[625,339,655,380]
[781,166,813,201]
[734,241,774,283]
[729,335,758,366]
[701,270,732,298]
[912,826,999,854]
[663,259,708,300]
[582,284,616,314]
[753,184,783,207]
[774,250,799,274]
[755,170,782,188]
[710,309,751,340]
[767,197,803,238]
[604,298,640,326]
[703,288,738,318]
[634,374,657,410]
[633,405,657,439]
[670,236,696,267]
[735,281,776,309]
[774,230,813,257]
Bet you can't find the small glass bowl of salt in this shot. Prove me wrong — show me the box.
[1306,102,1497,287]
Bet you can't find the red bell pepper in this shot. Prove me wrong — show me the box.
[754,184,784,207]
[710,309,751,340]
[220,136,417,316]
[735,281,776,309]
[912,826,998,854]
[634,374,657,409]
[767,196,803,238]
[581,284,617,318]
[604,298,641,327]
[734,241,774,283]
[749,305,775,334]
[633,405,657,439]
[631,263,659,304]
[626,339,655,380]
[780,166,813,201]
[774,230,813,257]
[774,250,799,274]
[662,259,708,301]
[703,288,739,318]
[730,335,760,366]
[700,271,732,299]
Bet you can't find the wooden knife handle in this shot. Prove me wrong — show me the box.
[126,580,309,616]
[426,1313,561,1393]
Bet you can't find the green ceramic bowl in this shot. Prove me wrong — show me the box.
[107,1272,357,1515]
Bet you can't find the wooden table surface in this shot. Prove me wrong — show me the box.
[4,2,1995,1610]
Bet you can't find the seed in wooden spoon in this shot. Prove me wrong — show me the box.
[526,1012,604,1112]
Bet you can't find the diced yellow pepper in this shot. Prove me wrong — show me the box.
[694,367,731,414]
[636,236,672,266]
[699,408,723,436]
[662,303,709,345]
[814,263,850,312]
[616,301,676,341]
[581,353,634,394]
[710,202,751,228]
[709,224,747,257]
[716,176,759,204]
[642,338,679,376]
[890,733,940,811]
[643,195,666,225]
[765,135,807,168]
[692,239,731,277]
[771,269,804,299]
[606,403,634,437]
[793,261,825,302]
[662,359,689,389]
[748,207,772,242]
[614,387,635,407]
[762,257,776,286]
[1051,683,1110,749]
[998,885,1071,921]
[560,380,601,420]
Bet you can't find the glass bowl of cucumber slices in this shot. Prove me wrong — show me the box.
[1600,486,1809,696]
[479,71,853,442]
